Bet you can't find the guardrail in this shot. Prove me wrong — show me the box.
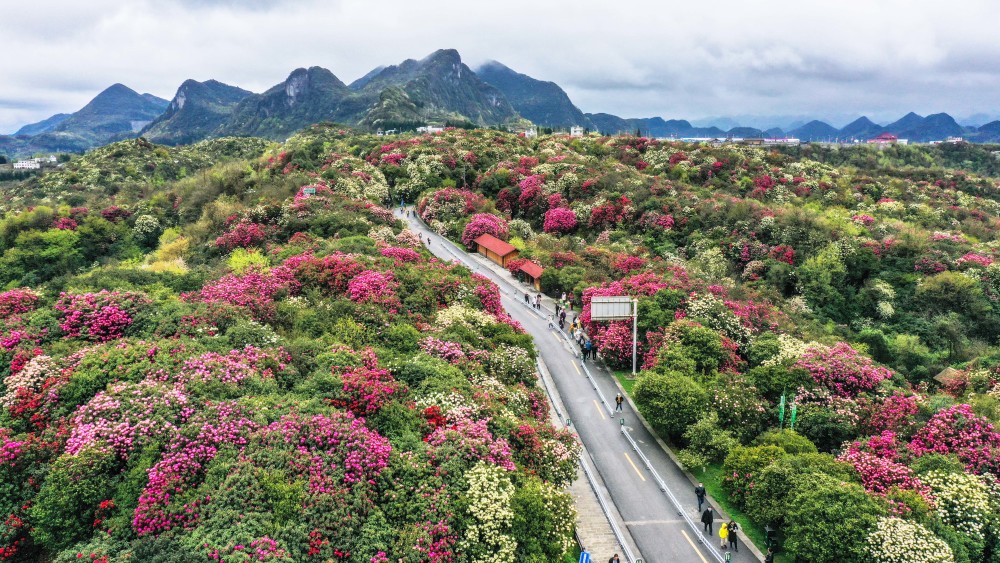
[537,359,640,563]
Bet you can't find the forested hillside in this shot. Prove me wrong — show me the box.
[4,126,1000,562]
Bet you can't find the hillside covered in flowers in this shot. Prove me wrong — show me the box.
[0,131,580,562]
[5,126,1000,561]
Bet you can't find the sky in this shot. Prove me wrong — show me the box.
[3,0,1000,133]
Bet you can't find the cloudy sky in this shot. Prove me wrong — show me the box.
[3,0,1000,133]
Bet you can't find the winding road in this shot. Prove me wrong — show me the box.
[400,210,760,563]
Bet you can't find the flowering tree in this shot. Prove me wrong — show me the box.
[461,213,509,247]
[542,208,577,234]
[55,290,151,342]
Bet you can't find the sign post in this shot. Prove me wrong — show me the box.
[591,296,640,376]
[578,548,591,563]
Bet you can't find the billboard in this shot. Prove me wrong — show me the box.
[591,296,634,321]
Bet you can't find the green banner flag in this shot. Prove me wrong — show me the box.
[790,402,797,430]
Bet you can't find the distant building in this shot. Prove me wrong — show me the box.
[13,160,40,170]
[867,133,908,146]
[417,125,445,134]
[523,127,538,139]
[515,260,544,291]
[570,126,584,137]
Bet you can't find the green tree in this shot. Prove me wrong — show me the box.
[633,370,708,440]
[784,474,885,563]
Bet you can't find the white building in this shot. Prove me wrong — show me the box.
[13,160,40,170]
[417,125,445,134]
[523,127,537,139]
[570,126,584,137]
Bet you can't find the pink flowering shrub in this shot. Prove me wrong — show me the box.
[55,290,151,342]
[0,288,40,319]
[419,188,485,222]
[420,337,467,364]
[191,267,297,321]
[956,252,993,268]
[859,392,920,435]
[51,217,78,230]
[909,404,1000,473]
[472,274,524,332]
[794,342,893,398]
[461,213,509,247]
[335,365,403,416]
[542,207,578,234]
[425,412,515,471]
[348,270,401,312]
[380,246,421,265]
[612,255,647,274]
[838,449,933,502]
[852,214,876,226]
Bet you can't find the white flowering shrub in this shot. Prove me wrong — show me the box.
[458,462,517,562]
[434,304,497,331]
[367,226,396,244]
[923,470,991,541]
[2,355,57,407]
[761,334,820,367]
[866,517,954,563]
[507,219,535,241]
[484,344,536,385]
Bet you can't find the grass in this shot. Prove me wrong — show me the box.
[612,369,637,395]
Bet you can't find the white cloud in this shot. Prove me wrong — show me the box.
[3,0,1000,133]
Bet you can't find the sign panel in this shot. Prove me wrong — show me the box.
[302,187,317,196]
[591,296,634,321]
[578,550,591,563]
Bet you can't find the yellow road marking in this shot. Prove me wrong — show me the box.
[594,400,606,420]
[624,452,646,481]
[680,529,710,563]
[573,362,582,375]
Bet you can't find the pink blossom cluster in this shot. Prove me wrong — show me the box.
[100,206,132,223]
[909,404,1000,473]
[206,536,290,562]
[852,214,876,226]
[861,392,920,434]
[838,449,933,502]
[347,270,401,311]
[55,290,151,342]
[724,299,779,333]
[133,403,259,536]
[380,246,421,265]
[419,188,485,222]
[794,342,893,398]
[956,252,994,268]
[0,435,23,465]
[461,213,510,247]
[380,153,406,166]
[516,175,545,210]
[542,207,578,234]
[0,288,40,319]
[260,413,391,489]
[420,337,467,364]
[66,380,190,458]
[214,221,271,251]
[192,266,298,321]
[169,346,288,386]
[472,274,524,333]
[425,413,515,471]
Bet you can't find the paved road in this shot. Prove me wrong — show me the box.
[400,211,759,563]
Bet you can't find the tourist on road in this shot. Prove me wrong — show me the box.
[524,292,530,305]
[695,483,707,511]
[608,554,620,563]
[720,521,729,549]
[701,506,714,534]
[615,393,624,412]
[583,339,593,361]
[727,520,740,552]
[547,314,554,329]
[764,548,775,563]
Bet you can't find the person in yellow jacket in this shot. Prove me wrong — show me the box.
[719,522,729,549]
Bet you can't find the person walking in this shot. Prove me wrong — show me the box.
[615,393,624,412]
[695,483,707,512]
[547,314,554,329]
[727,520,739,552]
[558,315,565,330]
[524,292,530,305]
[583,339,593,362]
[764,548,775,563]
[608,554,620,563]
[535,293,542,310]
[719,521,729,549]
[701,506,714,535]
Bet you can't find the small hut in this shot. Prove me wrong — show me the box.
[473,234,519,268]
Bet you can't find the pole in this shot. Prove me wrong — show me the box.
[632,298,638,377]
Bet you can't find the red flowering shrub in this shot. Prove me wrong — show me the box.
[0,289,40,319]
[542,208,577,234]
[214,221,271,251]
[612,255,647,274]
[461,213,509,247]
[347,270,401,312]
[51,217,78,230]
[191,267,298,321]
[284,252,363,296]
[99,206,132,223]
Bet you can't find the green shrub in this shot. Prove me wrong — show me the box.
[633,370,708,440]
[30,449,119,551]
[721,445,786,510]
[752,429,818,454]
[784,473,885,562]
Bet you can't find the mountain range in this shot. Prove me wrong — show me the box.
[4,48,1000,158]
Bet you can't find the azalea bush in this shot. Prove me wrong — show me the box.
[55,290,151,342]
[866,517,954,563]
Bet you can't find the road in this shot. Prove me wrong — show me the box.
[400,211,760,563]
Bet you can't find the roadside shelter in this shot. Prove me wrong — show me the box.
[473,234,519,267]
